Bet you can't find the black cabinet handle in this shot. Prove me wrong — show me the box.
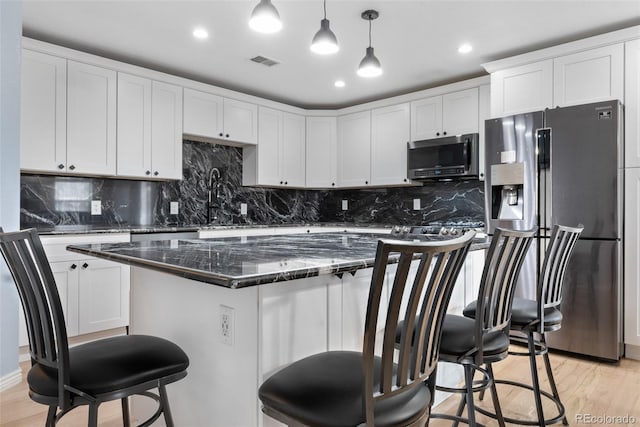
[145,170,151,175]
[153,171,159,176]
[69,165,76,170]
[70,263,77,270]
[58,164,64,170]
[82,262,89,269]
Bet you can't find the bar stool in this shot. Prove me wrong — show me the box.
[259,232,474,426]
[396,227,536,427]
[464,224,583,426]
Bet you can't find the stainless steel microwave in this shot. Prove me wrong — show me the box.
[407,133,479,180]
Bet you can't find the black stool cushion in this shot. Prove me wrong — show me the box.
[258,351,431,427]
[438,315,509,357]
[462,298,562,329]
[28,335,189,397]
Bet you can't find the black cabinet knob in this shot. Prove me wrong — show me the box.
[153,171,159,176]
[219,132,224,137]
[403,178,407,182]
[280,181,283,184]
[331,183,335,186]
[365,181,369,185]
[436,132,440,136]
[145,170,151,175]
[82,262,89,269]
[443,131,447,135]
[284,181,288,185]
[58,164,64,169]
[225,134,230,138]
[70,263,77,270]
[69,165,76,170]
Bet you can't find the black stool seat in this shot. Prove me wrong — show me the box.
[28,335,189,398]
[259,351,431,427]
[439,315,510,358]
[463,298,563,329]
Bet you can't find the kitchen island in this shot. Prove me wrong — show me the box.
[67,231,488,427]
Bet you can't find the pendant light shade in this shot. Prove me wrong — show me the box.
[357,10,382,78]
[357,46,382,77]
[310,0,339,55]
[249,0,282,34]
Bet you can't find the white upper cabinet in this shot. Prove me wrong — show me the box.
[490,60,553,117]
[20,50,67,173]
[553,44,624,107]
[66,61,117,176]
[306,116,337,189]
[371,103,410,186]
[243,107,305,187]
[150,81,183,179]
[183,88,257,145]
[478,84,490,181]
[117,74,182,179]
[337,111,371,187]
[627,40,640,168]
[410,88,478,140]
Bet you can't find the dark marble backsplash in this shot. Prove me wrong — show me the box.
[20,140,484,229]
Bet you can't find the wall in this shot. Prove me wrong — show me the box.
[21,140,485,229]
[0,0,22,388]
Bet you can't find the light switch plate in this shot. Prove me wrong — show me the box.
[341,200,348,211]
[240,203,248,215]
[413,199,421,210]
[91,200,101,215]
[170,201,179,215]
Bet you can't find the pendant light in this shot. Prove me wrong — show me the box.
[310,0,339,55]
[249,0,282,34]
[357,10,382,78]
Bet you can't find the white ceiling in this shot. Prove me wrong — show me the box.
[22,0,640,109]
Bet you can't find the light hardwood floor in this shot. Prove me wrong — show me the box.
[1,351,639,426]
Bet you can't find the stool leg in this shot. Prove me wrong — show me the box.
[527,331,545,427]
[452,393,467,427]
[159,383,175,427]
[541,334,568,425]
[464,364,477,426]
[487,363,505,427]
[121,397,131,427]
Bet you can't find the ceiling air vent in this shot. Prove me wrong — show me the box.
[250,55,280,67]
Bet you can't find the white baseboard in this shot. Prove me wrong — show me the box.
[625,343,640,361]
[0,368,22,392]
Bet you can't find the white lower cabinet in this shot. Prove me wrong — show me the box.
[18,234,130,347]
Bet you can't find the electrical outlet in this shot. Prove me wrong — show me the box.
[220,305,234,346]
[170,201,179,215]
[91,200,102,215]
[341,200,348,211]
[240,203,248,215]
[413,199,421,210]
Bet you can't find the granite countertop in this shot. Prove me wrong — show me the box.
[66,232,490,289]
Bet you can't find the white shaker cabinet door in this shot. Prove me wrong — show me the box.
[625,168,640,356]
[151,81,183,180]
[371,103,410,186]
[337,111,371,187]
[78,259,130,335]
[490,59,553,117]
[183,88,223,140]
[281,112,306,187]
[553,43,624,107]
[66,61,117,176]
[20,50,67,173]
[223,98,258,145]
[442,87,479,135]
[410,95,443,140]
[305,116,337,188]
[117,72,152,177]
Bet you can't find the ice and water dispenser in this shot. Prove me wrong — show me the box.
[490,151,525,222]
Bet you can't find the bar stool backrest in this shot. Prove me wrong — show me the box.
[474,228,535,361]
[363,231,474,425]
[0,228,72,410]
[538,224,583,326]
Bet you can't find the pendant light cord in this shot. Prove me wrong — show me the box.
[368,15,372,48]
[323,0,327,19]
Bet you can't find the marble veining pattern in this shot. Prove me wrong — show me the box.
[21,140,484,231]
[67,232,489,288]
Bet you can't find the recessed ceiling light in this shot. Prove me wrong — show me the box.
[334,80,345,88]
[193,27,209,40]
[458,43,472,54]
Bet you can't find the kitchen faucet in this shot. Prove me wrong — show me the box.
[207,167,222,223]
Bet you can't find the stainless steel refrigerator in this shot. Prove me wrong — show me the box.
[484,100,623,361]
